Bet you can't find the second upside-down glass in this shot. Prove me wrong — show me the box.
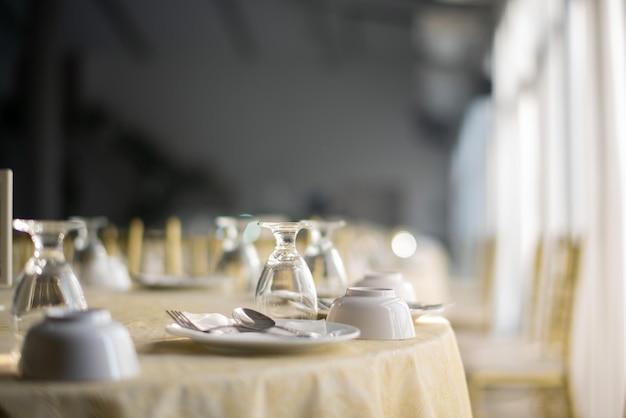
[302,219,348,298]
[210,215,261,292]
[255,222,318,319]
[72,216,132,291]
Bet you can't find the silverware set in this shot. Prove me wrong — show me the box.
[166,310,246,334]
[166,308,321,338]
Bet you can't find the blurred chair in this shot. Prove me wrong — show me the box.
[126,216,216,286]
[126,216,185,277]
[463,237,582,418]
[126,218,144,277]
[454,236,538,362]
[11,231,34,287]
[447,236,497,331]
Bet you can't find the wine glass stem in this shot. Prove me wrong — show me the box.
[273,231,297,252]
[32,233,66,261]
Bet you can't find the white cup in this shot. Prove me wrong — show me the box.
[20,308,140,381]
[353,271,417,302]
[327,287,415,340]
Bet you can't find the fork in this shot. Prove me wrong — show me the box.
[166,310,203,331]
[166,310,249,334]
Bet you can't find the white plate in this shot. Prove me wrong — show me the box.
[165,320,360,354]
[133,273,229,289]
[408,302,451,319]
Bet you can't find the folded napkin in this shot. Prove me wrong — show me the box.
[183,312,235,331]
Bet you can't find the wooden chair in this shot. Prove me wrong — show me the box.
[447,236,497,332]
[463,237,582,417]
[455,236,544,367]
[475,236,497,331]
[126,216,185,277]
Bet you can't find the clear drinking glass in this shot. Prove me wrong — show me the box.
[72,216,132,291]
[11,219,89,351]
[302,219,348,298]
[255,221,318,319]
[210,215,261,292]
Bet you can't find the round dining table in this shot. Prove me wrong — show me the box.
[0,285,472,418]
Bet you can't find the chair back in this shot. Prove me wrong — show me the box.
[543,237,582,360]
[478,236,497,308]
[526,237,545,341]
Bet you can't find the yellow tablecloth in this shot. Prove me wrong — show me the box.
[0,287,472,418]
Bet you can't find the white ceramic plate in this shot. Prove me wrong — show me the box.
[133,273,229,289]
[408,302,450,319]
[165,320,360,354]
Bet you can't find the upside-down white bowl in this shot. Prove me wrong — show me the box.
[327,287,415,340]
[20,308,140,381]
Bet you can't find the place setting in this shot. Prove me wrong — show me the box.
[163,220,452,354]
[163,220,359,354]
[164,307,361,354]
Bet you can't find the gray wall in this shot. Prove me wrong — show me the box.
[81,43,450,240]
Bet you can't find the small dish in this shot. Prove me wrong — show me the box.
[327,287,415,340]
[20,308,140,381]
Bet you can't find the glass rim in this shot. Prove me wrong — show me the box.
[258,221,311,231]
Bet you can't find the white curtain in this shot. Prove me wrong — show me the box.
[465,0,626,415]
[567,0,626,416]
[488,0,548,335]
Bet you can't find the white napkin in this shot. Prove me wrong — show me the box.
[182,312,235,331]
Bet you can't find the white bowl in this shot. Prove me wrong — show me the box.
[353,271,417,302]
[20,309,140,381]
[327,287,415,340]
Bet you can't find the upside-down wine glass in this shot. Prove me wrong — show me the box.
[72,216,132,291]
[210,215,261,292]
[11,219,88,355]
[302,219,348,298]
[255,221,318,319]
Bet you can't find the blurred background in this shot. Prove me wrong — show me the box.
[2,0,626,417]
[0,0,494,256]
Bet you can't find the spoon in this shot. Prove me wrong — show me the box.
[232,307,322,338]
